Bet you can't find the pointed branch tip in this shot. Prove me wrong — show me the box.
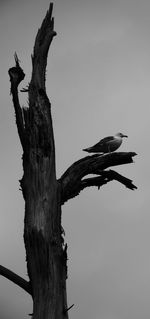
[63,304,74,314]
[8,54,25,86]
[49,2,53,17]
[14,52,20,67]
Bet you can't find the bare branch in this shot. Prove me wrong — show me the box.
[59,152,137,204]
[82,169,137,189]
[31,2,57,90]
[9,53,25,87]
[99,169,137,190]
[0,265,32,295]
[8,53,25,148]
[63,304,75,314]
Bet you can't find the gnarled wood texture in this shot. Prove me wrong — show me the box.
[59,152,137,204]
[8,4,68,319]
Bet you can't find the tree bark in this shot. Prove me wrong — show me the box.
[4,3,137,319]
[8,4,68,319]
[22,5,68,318]
[59,152,137,204]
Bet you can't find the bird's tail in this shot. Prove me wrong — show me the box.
[82,147,93,153]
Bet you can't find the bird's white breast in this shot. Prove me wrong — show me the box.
[106,136,122,151]
[110,136,122,146]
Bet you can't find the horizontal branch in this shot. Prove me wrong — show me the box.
[0,265,32,295]
[99,169,137,190]
[82,169,137,190]
[59,152,137,204]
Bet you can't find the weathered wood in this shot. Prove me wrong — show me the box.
[60,152,137,204]
[21,4,68,319]
[8,53,25,148]
[8,4,68,319]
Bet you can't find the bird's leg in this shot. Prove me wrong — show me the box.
[108,145,111,153]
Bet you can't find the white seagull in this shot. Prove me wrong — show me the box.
[83,132,128,153]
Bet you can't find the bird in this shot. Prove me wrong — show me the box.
[83,132,128,153]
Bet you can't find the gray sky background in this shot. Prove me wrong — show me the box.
[0,0,150,318]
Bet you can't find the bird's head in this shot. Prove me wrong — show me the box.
[116,132,128,138]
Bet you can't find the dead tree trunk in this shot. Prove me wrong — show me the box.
[0,3,137,319]
[8,5,68,319]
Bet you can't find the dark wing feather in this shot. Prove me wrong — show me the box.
[93,135,114,147]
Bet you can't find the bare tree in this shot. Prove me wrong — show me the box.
[0,3,137,319]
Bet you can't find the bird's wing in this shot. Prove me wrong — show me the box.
[97,135,114,146]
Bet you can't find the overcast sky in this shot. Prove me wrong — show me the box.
[0,0,150,318]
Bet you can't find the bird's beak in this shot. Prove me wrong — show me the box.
[123,134,128,138]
